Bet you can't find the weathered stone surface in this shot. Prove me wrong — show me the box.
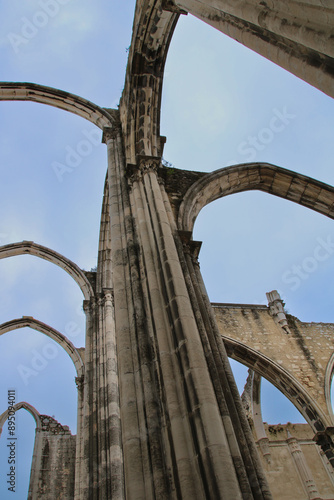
[213,301,334,430]
[1,1,334,498]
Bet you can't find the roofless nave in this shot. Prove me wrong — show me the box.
[1,1,334,498]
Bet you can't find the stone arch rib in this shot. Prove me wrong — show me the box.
[325,353,334,426]
[120,3,179,161]
[178,163,334,232]
[223,334,329,433]
[0,402,41,434]
[0,82,114,129]
[0,241,94,301]
[0,317,84,378]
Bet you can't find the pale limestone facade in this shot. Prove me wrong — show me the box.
[256,423,334,500]
[1,1,334,498]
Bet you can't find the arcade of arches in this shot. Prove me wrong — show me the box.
[1,1,334,499]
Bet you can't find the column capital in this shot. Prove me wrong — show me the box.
[126,157,163,188]
[102,126,119,143]
[103,288,114,303]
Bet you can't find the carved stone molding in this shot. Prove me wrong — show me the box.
[257,437,271,464]
[137,155,161,174]
[266,290,291,334]
[102,126,118,143]
[126,157,164,188]
[102,288,114,306]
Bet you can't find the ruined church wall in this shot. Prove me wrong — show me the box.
[28,432,76,500]
[258,423,334,500]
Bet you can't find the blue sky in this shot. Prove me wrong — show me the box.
[1,1,334,498]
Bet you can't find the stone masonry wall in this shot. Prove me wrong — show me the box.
[213,303,334,428]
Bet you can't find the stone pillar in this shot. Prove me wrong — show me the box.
[74,372,84,500]
[80,298,99,499]
[101,288,124,499]
[28,427,44,500]
[182,233,272,499]
[242,370,271,464]
[103,109,272,498]
[79,274,124,499]
[126,155,272,499]
[104,129,169,499]
[287,431,322,500]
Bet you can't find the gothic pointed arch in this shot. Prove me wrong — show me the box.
[0,402,41,434]
[0,241,94,301]
[0,82,115,129]
[178,163,334,233]
[0,317,84,378]
[325,353,334,426]
[223,334,329,433]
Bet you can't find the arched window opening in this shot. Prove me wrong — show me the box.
[0,103,105,271]
[261,377,306,425]
[0,328,78,433]
[229,358,306,426]
[193,190,334,323]
[192,189,333,433]
[161,14,334,183]
[0,255,85,345]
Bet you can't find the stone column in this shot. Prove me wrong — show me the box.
[104,128,168,499]
[242,371,271,465]
[80,298,99,499]
[102,288,124,499]
[181,233,271,499]
[74,372,84,500]
[287,431,322,500]
[28,427,43,500]
[103,112,272,497]
[127,155,271,499]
